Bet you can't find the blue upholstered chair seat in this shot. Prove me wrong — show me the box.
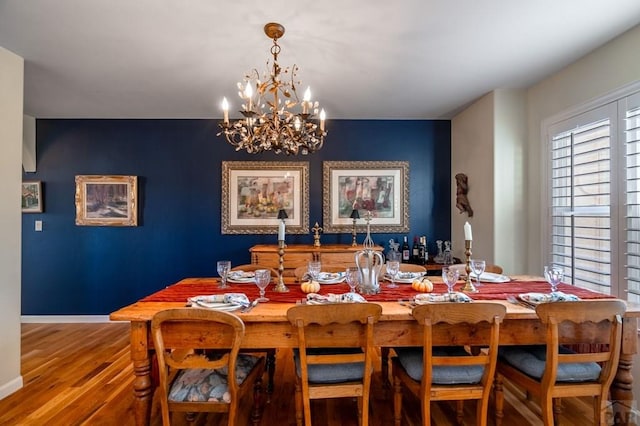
[395,346,484,384]
[499,345,601,382]
[168,354,260,403]
[293,348,364,384]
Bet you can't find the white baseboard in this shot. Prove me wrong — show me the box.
[0,376,23,400]
[21,315,113,323]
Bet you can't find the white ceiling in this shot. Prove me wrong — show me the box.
[1,0,640,120]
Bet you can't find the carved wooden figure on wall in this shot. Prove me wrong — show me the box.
[455,173,473,217]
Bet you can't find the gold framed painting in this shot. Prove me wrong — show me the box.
[22,181,43,213]
[222,161,309,235]
[322,161,409,233]
[75,175,138,226]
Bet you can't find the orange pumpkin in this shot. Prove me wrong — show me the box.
[412,278,434,293]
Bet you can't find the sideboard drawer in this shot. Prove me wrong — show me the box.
[250,244,382,277]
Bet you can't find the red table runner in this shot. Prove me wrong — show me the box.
[140,277,612,304]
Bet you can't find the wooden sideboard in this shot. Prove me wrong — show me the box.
[249,244,383,276]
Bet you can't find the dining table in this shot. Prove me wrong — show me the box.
[109,274,640,426]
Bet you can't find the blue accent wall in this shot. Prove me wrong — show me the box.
[22,119,451,315]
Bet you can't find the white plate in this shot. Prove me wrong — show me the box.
[191,301,244,311]
[388,271,425,284]
[227,276,256,283]
[471,272,510,283]
[317,272,346,284]
[227,271,256,283]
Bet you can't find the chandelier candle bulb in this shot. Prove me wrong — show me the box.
[303,87,311,114]
[464,221,472,241]
[222,97,229,124]
[244,83,253,110]
[320,109,326,131]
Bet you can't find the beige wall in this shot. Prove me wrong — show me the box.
[493,89,527,274]
[0,46,23,399]
[451,92,495,263]
[451,90,527,274]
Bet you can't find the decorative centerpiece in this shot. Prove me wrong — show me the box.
[461,221,477,293]
[354,211,384,294]
[274,209,289,292]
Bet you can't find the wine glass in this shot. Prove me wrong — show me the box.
[386,260,400,289]
[345,268,360,293]
[544,265,564,293]
[470,259,486,288]
[254,269,271,302]
[307,261,321,281]
[216,260,231,289]
[442,266,460,294]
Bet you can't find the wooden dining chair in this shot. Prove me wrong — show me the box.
[231,263,278,395]
[484,264,503,274]
[494,299,626,426]
[151,308,266,426]
[231,263,279,278]
[392,303,506,426]
[287,303,383,426]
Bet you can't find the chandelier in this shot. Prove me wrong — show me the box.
[218,23,326,155]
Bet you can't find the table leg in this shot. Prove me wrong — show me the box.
[610,317,638,425]
[131,322,152,426]
[611,353,636,425]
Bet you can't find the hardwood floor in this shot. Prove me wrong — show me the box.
[0,323,602,425]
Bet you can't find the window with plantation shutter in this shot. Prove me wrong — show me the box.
[548,108,613,295]
[624,92,640,303]
[545,87,640,302]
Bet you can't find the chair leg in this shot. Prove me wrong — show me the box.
[393,376,403,426]
[185,412,196,424]
[421,394,431,426]
[294,379,303,426]
[494,374,504,426]
[540,393,555,426]
[250,377,263,426]
[381,347,390,388]
[266,349,276,397]
[477,394,490,426]
[358,396,365,426]
[456,400,464,425]
[553,398,562,425]
[595,395,607,425]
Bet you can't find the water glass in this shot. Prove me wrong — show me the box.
[386,260,400,289]
[470,259,486,288]
[544,265,564,293]
[307,261,321,281]
[254,269,271,302]
[442,266,460,294]
[216,260,231,289]
[345,268,360,293]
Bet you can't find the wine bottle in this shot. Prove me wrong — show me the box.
[412,236,419,263]
[418,236,426,265]
[401,236,410,263]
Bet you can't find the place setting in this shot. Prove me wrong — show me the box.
[513,265,580,308]
[416,266,473,303]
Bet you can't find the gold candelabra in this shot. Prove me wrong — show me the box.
[273,239,289,292]
[312,222,323,247]
[461,239,477,292]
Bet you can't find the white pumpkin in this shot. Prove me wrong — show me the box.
[300,280,321,293]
